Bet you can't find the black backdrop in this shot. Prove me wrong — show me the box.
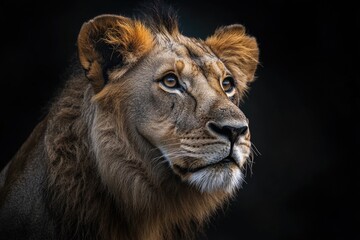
[0,0,358,239]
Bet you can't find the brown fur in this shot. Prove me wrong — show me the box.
[0,6,259,240]
[44,77,227,239]
[0,117,48,207]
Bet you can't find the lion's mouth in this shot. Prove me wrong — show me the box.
[174,157,238,174]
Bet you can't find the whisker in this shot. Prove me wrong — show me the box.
[150,149,189,163]
[247,152,254,175]
[148,142,179,153]
[250,142,261,156]
[154,158,171,169]
[147,141,183,155]
[250,146,258,157]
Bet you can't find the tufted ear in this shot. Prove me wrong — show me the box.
[206,24,259,83]
[77,14,154,92]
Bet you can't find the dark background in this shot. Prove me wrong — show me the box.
[0,0,358,239]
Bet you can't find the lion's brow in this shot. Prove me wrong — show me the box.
[181,39,211,60]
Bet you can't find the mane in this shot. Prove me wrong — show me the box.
[137,1,179,35]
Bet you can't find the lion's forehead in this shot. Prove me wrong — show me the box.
[155,33,228,79]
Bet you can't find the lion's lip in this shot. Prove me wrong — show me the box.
[174,157,238,174]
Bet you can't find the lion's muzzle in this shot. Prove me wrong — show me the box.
[206,120,249,144]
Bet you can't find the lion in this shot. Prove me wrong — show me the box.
[0,5,259,240]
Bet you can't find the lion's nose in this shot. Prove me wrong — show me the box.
[207,121,248,143]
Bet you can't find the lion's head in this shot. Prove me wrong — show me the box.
[77,12,258,198]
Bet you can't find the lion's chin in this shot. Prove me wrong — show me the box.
[174,161,243,193]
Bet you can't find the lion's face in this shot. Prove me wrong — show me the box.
[107,36,251,193]
[78,15,258,194]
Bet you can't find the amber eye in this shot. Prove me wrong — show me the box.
[161,73,179,88]
[222,77,236,94]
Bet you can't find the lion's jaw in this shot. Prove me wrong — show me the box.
[151,117,251,193]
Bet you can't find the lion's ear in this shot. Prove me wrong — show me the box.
[77,14,154,92]
[206,24,259,83]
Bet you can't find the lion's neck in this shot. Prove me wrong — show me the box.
[90,108,228,239]
[45,76,228,239]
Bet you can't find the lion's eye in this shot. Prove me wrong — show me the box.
[161,73,179,88]
[222,77,236,95]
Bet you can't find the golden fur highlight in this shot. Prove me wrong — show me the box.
[104,20,154,64]
[206,24,259,92]
[77,15,154,93]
